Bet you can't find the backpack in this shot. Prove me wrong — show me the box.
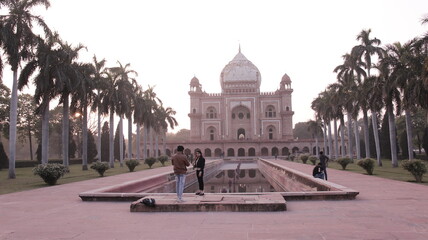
[141,198,156,207]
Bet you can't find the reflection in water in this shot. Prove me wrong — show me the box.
[185,163,276,193]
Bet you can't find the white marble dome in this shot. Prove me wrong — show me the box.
[220,50,261,92]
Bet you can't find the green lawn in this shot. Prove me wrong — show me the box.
[1,158,427,195]
[0,161,171,195]
[326,158,428,186]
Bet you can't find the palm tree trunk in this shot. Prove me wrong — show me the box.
[109,110,115,168]
[162,130,167,156]
[405,109,414,160]
[387,106,398,167]
[62,95,70,167]
[143,126,148,159]
[97,110,101,162]
[323,124,327,154]
[354,117,361,160]
[371,112,382,166]
[128,117,132,159]
[136,122,141,161]
[41,103,50,165]
[8,71,18,179]
[82,106,88,170]
[340,116,346,157]
[28,128,34,161]
[149,127,153,157]
[347,114,353,161]
[363,110,371,158]
[119,117,124,167]
[155,133,159,158]
[333,119,339,159]
[315,136,319,157]
[327,121,333,159]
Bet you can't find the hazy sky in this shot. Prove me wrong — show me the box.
[4,0,428,133]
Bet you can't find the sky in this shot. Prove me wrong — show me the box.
[3,0,428,133]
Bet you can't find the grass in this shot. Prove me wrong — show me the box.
[0,160,171,195]
[326,158,428,186]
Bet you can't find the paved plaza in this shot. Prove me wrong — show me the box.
[1,160,427,240]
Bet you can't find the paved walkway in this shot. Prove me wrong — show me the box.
[1,160,427,240]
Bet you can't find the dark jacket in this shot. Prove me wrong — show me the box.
[312,165,323,177]
[194,156,205,170]
[172,152,190,175]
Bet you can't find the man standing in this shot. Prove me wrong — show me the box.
[319,151,329,180]
[171,145,190,202]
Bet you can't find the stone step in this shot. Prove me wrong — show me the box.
[130,193,287,212]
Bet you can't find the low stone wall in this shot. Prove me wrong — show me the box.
[258,158,359,200]
[79,159,223,201]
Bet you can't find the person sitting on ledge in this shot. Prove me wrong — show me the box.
[312,162,325,179]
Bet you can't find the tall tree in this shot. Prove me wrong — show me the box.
[17,93,38,161]
[0,0,51,178]
[100,121,109,162]
[71,62,96,170]
[107,62,137,166]
[379,46,401,167]
[90,55,107,162]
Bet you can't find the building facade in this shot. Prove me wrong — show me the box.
[166,49,315,157]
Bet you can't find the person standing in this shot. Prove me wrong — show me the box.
[193,150,206,196]
[171,145,190,202]
[319,151,329,180]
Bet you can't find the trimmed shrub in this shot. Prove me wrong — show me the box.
[289,155,295,161]
[90,161,110,177]
[158,155,169,166]
[308,156,318,165]
[125,159,140,172]
[33,163,69,185]
[401,159,427,183]
[337,157,353,170]
[145,157,157,168]
[357,158,375,175]
[300,154,309,164]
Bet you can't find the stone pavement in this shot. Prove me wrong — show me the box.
[1,160,427,240]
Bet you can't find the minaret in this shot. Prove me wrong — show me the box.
[188,76,203,140]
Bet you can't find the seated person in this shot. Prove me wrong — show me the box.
[312,163,325,179]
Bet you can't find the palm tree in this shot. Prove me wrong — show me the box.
[142,86,159,158]
[18,35,58,165]
[352,29,385,159]
[54,41,86,168]
[108,62,137,165]
[334,52,367,160]
[70,62,96,170]
[99,71,119,168]
[379,45,402,167]
[366,75,384,166]
[90,55,108,162]
[133,87,146,161]
[391,39,428,160]
[0,0,51,178]
[307,119,323,157]
[154,103,178,156]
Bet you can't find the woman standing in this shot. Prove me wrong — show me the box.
[193,150,205,195]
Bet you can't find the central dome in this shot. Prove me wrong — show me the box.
[220,49,261,93]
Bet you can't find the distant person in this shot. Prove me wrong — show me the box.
[171,145,190,202]
[193,150,205,196]
[312,162,325,179]
[319,151,329,180]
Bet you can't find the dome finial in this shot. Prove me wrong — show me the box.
[238,43,241,53]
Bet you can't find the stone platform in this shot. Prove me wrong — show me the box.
[130,193,286,212]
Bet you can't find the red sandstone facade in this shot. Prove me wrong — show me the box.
[166,49,315,157]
